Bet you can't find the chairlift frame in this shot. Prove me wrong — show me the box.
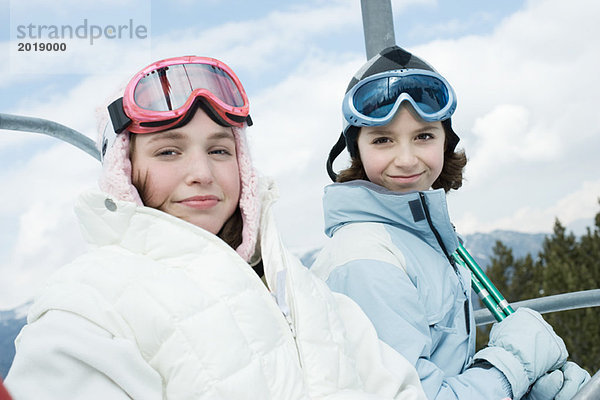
[0,1,598,396]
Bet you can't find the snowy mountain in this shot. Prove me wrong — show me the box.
[0,302,30,379]
[461,230,548,269]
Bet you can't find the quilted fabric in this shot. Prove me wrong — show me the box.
[24,178,425,399]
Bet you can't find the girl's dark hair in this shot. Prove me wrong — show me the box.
[336,119,467,192]
[217,207,243,249]
[129,133,244,250]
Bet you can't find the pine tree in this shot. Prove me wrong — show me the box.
[487,241,514,296]
[538,215,600,373]
[473,213,599,374]
[539,220,578,296]
[476,241,514,350]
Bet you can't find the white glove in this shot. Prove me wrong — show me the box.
[525,361,590,400]
[474,308,568,399]
[525,370,563,400]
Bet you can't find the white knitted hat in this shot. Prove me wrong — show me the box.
[96,103,260,262]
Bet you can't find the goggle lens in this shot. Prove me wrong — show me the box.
[353,74,451,119]
[134,63,245,112]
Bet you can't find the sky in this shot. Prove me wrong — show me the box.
[1,0,599,309]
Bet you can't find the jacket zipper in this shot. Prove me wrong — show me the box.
[287,283,304,370]
[273,269,304,369]
[418,192,471,336]
[261,191,305,372]
[418,192,452,261]
[286,312,304,369]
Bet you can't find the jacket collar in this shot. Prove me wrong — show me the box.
[74,176,279,264]
[323,180,459,257]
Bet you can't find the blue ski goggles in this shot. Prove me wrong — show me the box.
[342,69,457,132]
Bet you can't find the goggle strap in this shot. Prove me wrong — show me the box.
[197,99,239,128]
[224,112,253,127]
[171,99,253,130]
[326,132,347,182]
[108,97,132,134]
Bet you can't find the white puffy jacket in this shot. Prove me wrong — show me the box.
[6,178,425,400]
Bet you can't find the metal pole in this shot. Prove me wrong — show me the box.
[360,0,396,59]
[474,289,600,326]
[572,369,600,400]
[0,113,100,161]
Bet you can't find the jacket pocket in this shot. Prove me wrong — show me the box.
[430,321,457,334]
[425,271,463,341]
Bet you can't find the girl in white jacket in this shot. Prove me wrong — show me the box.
[5,56,426,400]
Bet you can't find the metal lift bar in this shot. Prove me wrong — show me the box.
[573,369,600,400]
[474,289,600,326]
[0,113,100,161]
[360,0,396,59]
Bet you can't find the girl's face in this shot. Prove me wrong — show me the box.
[357,104,445,193]
[131,109,240,234]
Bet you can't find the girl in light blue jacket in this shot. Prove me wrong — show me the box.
[311,46,590,400]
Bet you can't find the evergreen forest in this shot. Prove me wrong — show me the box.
[476,206,600,374]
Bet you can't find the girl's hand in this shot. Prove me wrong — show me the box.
[473,308,568,399]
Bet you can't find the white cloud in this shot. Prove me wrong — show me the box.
[250,52,359,174]
[10,0,140,6]
[4,71,136,148]
[148,1,364,72]
[0,142,99,308]
[411,0,600,122]
[454,179,600,235]
[0,127,41,149]
[391,0,436,13]
[249,51,362,251]
[408,10,496,40]
[409,0,600,186]
[0,141,99,213]
[465,104,561,183]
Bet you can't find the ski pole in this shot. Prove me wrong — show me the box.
[453,243,514,321]
[452,252,506,321]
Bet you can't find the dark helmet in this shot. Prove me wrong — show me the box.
[326,45,460,181]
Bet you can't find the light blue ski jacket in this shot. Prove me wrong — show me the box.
[311,181,513,400]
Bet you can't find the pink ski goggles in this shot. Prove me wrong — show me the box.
[108,56,251,134]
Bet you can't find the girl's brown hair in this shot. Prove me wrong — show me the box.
[129,133,244,250]
[337,119,467,192]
